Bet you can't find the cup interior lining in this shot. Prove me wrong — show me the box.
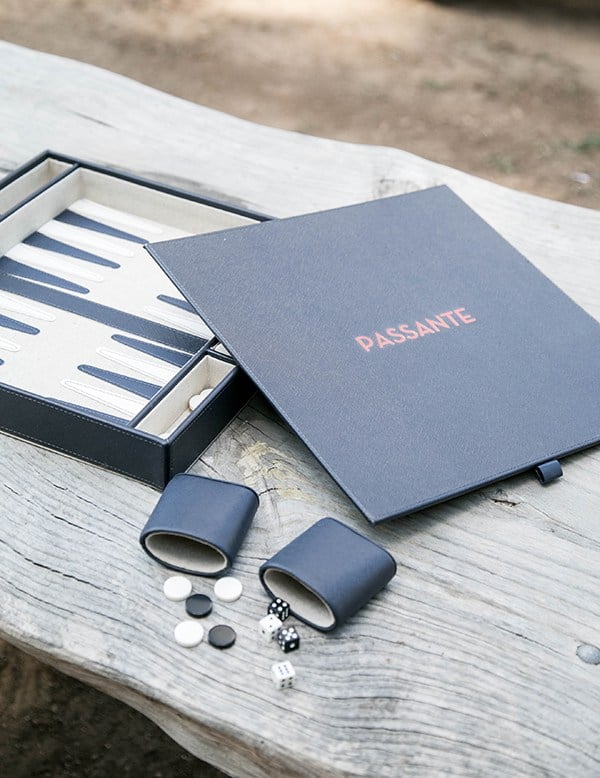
[146,531,227,574]
[263,568,335,629]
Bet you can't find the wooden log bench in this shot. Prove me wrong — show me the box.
[0,41,599,777]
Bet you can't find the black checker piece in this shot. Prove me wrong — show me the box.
[208,624,236,649]
[185,594,213,618]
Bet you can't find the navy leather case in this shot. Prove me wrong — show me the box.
[259,518,397,631]
[0,152,266,489]
[148,187,600,523]
[140,473,259,575]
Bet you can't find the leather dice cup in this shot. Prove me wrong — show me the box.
[259,517,397,631]
[140,473,259,576]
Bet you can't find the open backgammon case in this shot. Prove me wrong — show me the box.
[0,152,265,487]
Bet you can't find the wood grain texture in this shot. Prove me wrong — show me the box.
[0,42,599,777]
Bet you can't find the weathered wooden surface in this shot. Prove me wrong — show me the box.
[0,41,599,777]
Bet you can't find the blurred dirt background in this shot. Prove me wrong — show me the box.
[0,0,599,776]
[1,0,599,208]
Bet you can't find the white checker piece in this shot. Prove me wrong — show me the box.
[163,575,193,602]
[174,620,204,648]
[214,576,243,603]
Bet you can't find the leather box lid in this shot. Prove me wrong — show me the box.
[147,186,600,523]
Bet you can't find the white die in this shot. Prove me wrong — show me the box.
[271,660,296,689]
[259,614,283,641]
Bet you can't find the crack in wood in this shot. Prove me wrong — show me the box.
[0,536,98,588]
[488,489,520,507]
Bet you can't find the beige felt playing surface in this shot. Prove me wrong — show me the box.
[0,169,253,426]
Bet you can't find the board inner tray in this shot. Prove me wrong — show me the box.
[0,167,253,435]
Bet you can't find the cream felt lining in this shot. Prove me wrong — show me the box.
[145,531,227,574]
[135,355,234,436]
[0,169,252,418]
[0,172,81,256]
[0,170,230,334]
[76,169,256,234]
[263,568,336,630]
[0,306,178,417]
[0,159,73,215]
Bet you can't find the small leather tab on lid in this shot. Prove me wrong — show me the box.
[535,459,563,485]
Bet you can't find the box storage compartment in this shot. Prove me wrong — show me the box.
[0,152,265,487]
[0,154,74,216]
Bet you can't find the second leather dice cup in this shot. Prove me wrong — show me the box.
[259,517,397,631]
[140,473,259,576]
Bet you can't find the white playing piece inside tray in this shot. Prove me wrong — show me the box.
[135,355,234,438]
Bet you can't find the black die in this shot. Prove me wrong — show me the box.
[268,597,290,621]
[277,625,300,653]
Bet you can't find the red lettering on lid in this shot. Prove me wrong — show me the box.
[355,306,477,353]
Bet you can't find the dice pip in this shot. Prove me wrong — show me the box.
[277,625,299,653]
[268,597,290,621]
[259,614,283,642]
[271,660,296,689]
